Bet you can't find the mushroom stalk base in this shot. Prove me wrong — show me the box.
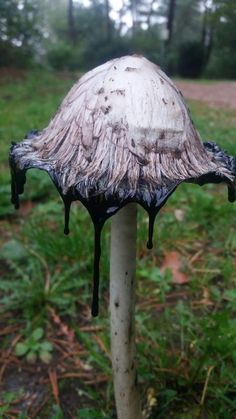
[110,204,143,419]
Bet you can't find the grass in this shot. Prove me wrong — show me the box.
[0,70,236,418]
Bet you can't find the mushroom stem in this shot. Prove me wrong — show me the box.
[110,203,143,419]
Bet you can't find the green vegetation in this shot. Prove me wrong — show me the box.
[0,71,236,418]
[15,327,53,363]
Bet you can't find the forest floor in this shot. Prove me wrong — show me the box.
[177,80,236,110]
[0,71,236,418]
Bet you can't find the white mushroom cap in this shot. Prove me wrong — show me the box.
[11,55,235,203]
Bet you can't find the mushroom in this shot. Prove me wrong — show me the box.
[9,56,235,418]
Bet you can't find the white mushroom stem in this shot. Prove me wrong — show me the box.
[110,203,143,419]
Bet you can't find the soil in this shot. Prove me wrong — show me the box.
[176,80,236,110]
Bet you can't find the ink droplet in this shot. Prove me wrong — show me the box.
[63,198,71,235]
[146,211,156,250]
[91,223,102,317]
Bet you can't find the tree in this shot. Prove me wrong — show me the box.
[0,0,45,66]
[160,0,206,75]
[104,0,112,40]
[68,0,76,45]
[166,0,176,45]
[206,0,236,78]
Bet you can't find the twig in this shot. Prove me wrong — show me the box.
[2,408,21,415]
[48,368,60,405]
[79,325,104,332]
[42,372,92,383]
[85,376,109,385]
[0,398,22,407]
[93,335,111,359]
[191,300,214,308]
[57,372,92,379]
[0,334,21,382]
[60,349,87,362]
[155,367,187,378]
[51,338,76,346]
[138,291,189,309]
[192,268,220,273]
[200,365,214,406]
[48,307,74,342]
[50,339,70,357]
[30,394,51,419]
[188,249,204,265]
[0,325,21,336]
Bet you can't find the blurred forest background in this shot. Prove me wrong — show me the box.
[1,0,236,79]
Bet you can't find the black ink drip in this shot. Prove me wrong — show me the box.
[63,198,71,235]
[11,168,19,209]
[9,139,236,317]
[91,223,102,317]
[147,211,157,249]
[228,184,236,203]
[10,154,26,209]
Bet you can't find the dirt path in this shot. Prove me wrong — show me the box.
[176,81,236,110]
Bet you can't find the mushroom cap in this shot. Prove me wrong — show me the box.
[9,55,236,315]
[10,55,235,216]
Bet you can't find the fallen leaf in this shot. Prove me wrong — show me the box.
[161,251,188,284]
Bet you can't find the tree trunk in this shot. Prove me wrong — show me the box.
[146,0,155,29]
[201,1,214,68]
[68,0,76,45]
[166,0,176,46]
[110,204,143,419]
[118,0,126,35]
[105,0,112,40]
[131,0,138,35]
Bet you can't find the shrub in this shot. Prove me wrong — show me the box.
[46,41,86,71]
[177,41,205,78]
[205,47,236,79]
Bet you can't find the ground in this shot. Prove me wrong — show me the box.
[0,71,236,418]
[177,80,236,110]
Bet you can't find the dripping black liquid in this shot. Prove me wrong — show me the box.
[9,140,236,317]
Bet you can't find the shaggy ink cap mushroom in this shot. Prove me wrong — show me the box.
[9,56,236,316]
